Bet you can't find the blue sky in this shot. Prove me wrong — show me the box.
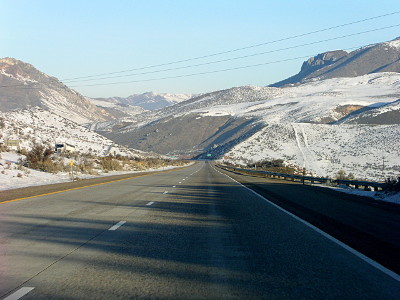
[1,0,400,97]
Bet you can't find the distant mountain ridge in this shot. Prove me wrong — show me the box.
[0,57,112,124]
[271,37,400,87]
[96,92,193,111]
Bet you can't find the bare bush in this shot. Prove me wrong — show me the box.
[99,156,123,171]
[24,143,63,173]
[336,170,356,180]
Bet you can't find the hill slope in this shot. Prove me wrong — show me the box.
[0,58,112,124]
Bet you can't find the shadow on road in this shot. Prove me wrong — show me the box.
[1,166,400,299]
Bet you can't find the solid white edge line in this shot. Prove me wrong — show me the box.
[3,287,35,300]
[108,221,126,231]
[146,201,155,206]
[211,164,400,282]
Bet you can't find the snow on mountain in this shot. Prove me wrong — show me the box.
[97,72,400,181]
[96,92,193,111]
[385,37,400,50]
[92,85,285,134]
[189,73,400,124]
[104,73,400,133]
[0,57,112,124]
[207,73,400,181]
[89,97,148,118]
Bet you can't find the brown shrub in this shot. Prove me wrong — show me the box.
[99,156,123,171]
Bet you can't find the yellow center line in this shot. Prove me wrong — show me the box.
[0,167,182,205]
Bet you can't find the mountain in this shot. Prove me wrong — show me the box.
[95,92,193,111]
[92,86,283,155]
[271,37,400,87]
[88,97,148,119]
[94,72,400,180]
[0,58,112,124]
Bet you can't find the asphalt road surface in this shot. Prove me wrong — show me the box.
[1,161,399,299]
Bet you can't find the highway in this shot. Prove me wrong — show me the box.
[1,161,399,299]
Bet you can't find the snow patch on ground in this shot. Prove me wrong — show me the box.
[323,184,400,205]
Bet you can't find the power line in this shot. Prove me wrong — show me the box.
[61,24,400,83]
[65,56,320,87]
[0,51,348,90]
[68,46,364,88]
[2,23,399,90]
[59,10,400,81]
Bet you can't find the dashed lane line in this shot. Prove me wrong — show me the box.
[0,167,187,205]
[3,287,35,300]
[108,221,126,231]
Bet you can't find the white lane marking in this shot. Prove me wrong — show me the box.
[146,201,155,206]
[172,186,176,188]
[163,191,168,194]
[178,182,181,184]
[108,221,126,231]
[211,165,400,283]
[182,179,185,181]
[4,287,35,300]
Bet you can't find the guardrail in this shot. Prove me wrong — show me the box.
[217,165,385,191]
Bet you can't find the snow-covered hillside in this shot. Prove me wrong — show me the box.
[0,57,112,124]
[193,73,400,123]
[0,107,142,157]
[226,123,399,181]
[209,73,400,181]
[97,72,400,181]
